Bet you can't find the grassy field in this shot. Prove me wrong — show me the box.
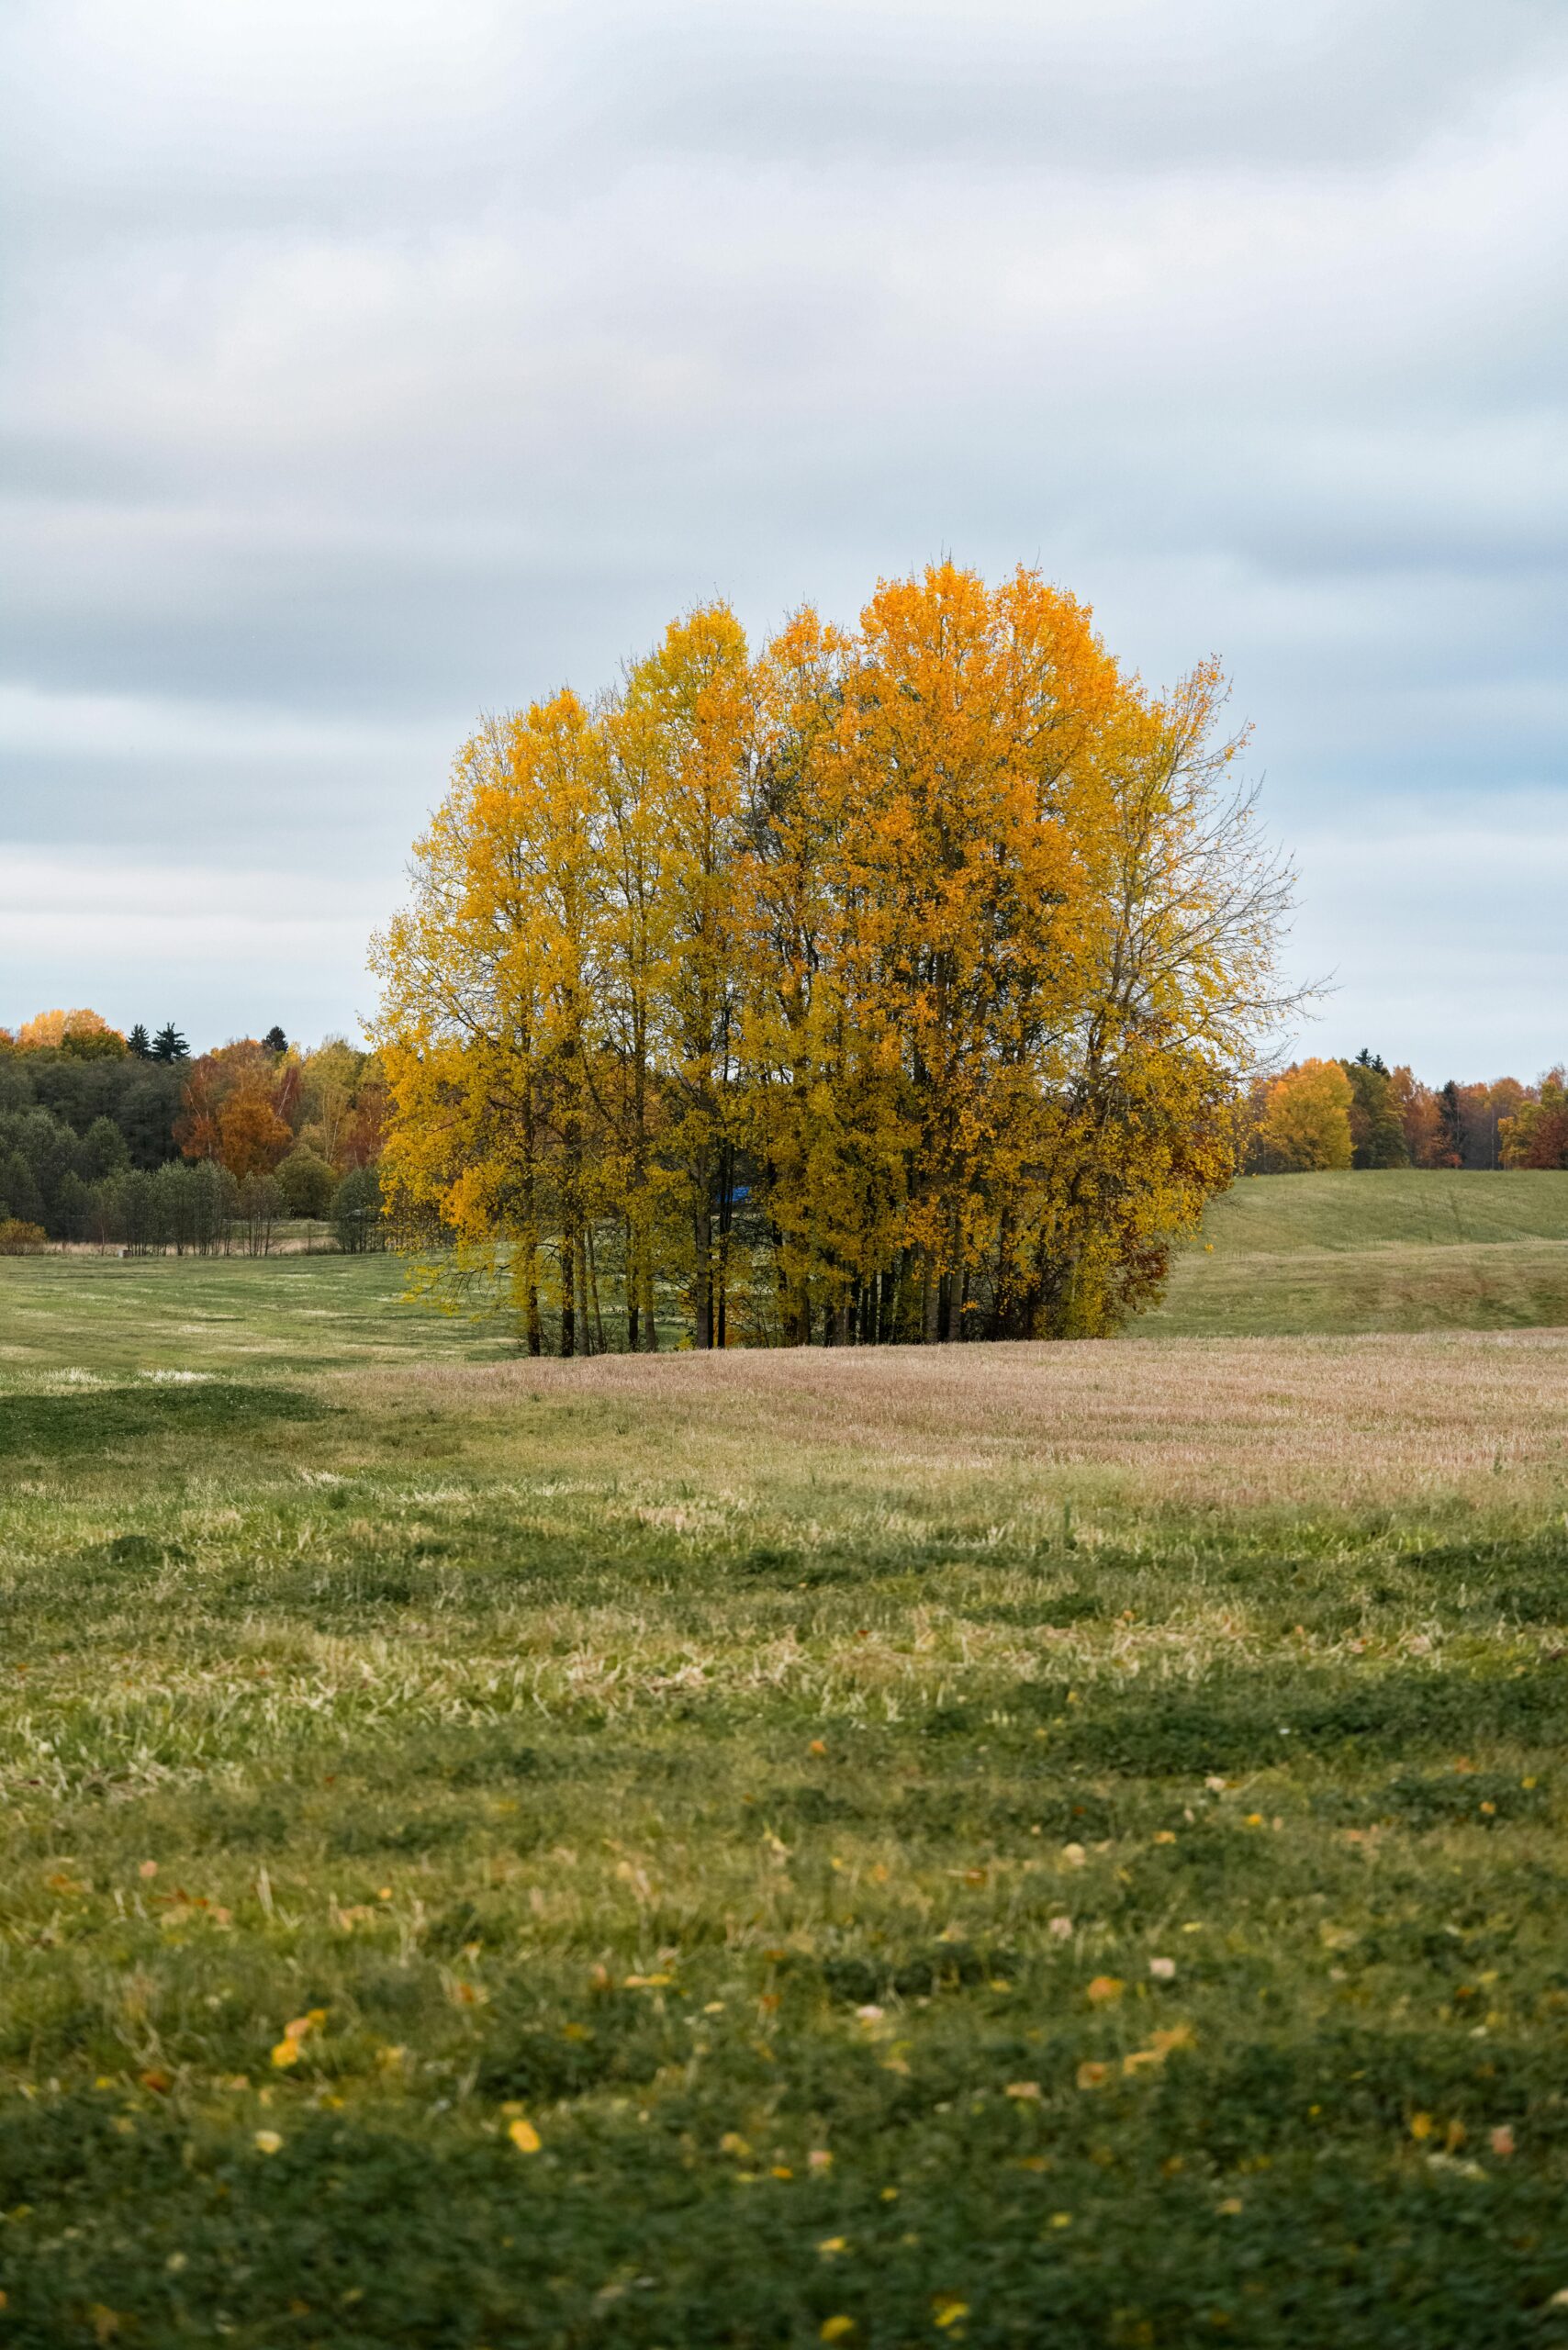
[1145,1169,1568,1337]
[3,1256,1568,2344]
[0,1251,512,1380]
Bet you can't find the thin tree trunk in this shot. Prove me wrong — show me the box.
[560,1223,576,1358]
[625,1212,640,1354]
[642,1249,659,1350]
[587,1221,607,1354]
[694,1139,713,1349]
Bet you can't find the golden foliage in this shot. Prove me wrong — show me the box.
[1256,1058,1354,1172]
[373,564,1293,1349]
[16,1007,122,1050]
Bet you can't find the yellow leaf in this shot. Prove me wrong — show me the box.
[1085,1975,1124,2005]
[1004,2081,1041,2100]
[1409,2112,1435,2142]
[933,2299,970,2329]
[820,2321,856,2343]
[508,2118,542,2154]
[253,2130,283,2154]
[270,2040,301,2069]
[1075,2062,1109,2090]
[818,2236,848,2256]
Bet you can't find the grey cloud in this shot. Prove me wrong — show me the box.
[1,0,1564,1062]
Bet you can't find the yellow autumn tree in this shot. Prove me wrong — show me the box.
[1255,1059,1354,1171]
[17,1008,123,1051]
[374,564,1295,1350]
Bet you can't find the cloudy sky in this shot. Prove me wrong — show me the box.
[3,0,1564,1076]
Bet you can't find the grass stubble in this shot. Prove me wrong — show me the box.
[1,1291,1568,2344]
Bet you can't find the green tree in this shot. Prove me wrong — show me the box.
[331,1165,384,1254]
[1,1150,45,1227]
[54,1170,93,1241]
[1342,1051,1409,1169]
[276,1147,336,1218]
[151,1024,188,1064]
[76,1115,130,1182]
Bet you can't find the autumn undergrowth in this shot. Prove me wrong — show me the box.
[2,1300,1568,2345]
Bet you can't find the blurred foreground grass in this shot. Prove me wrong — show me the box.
[2,1269,1568,2344]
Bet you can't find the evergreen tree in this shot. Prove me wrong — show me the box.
[1341,1055,1409,1169]
[1438,1080,1464,1168]
[262,1025,288,1057]
[128,1023,151,1058]
[151,1023,189,1063]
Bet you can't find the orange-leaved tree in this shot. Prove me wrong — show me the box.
[373,565,1296,1349]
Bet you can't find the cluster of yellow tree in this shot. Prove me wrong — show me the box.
[373,565,1292,1350]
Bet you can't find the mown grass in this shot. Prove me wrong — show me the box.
[0,1252,512,1379]
[3,1273,1568,2344]
[1145,1170,1568,1337]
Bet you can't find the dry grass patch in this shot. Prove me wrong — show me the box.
[344,1329,1568,1513]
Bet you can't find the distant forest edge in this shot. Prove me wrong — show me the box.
[1,1013,1562,1278]
[1249,1052,1568,1175]
[0,1008,386,1257]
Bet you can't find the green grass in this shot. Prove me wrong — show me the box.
[1145,1170,1568,1337]
[0,1251,515,1379]
[4,1260,1568,2344]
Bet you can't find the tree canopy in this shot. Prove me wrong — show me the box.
[374,563,1294,1348]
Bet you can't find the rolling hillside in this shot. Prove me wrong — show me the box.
[1142,1168,1568,1337]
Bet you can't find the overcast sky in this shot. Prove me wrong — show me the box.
[3,0,1564,1076]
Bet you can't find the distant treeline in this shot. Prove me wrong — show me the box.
[0,1008,386,1252]
[1249,1054,1568,1174]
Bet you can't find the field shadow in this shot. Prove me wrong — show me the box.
[0,1381,325,1460]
